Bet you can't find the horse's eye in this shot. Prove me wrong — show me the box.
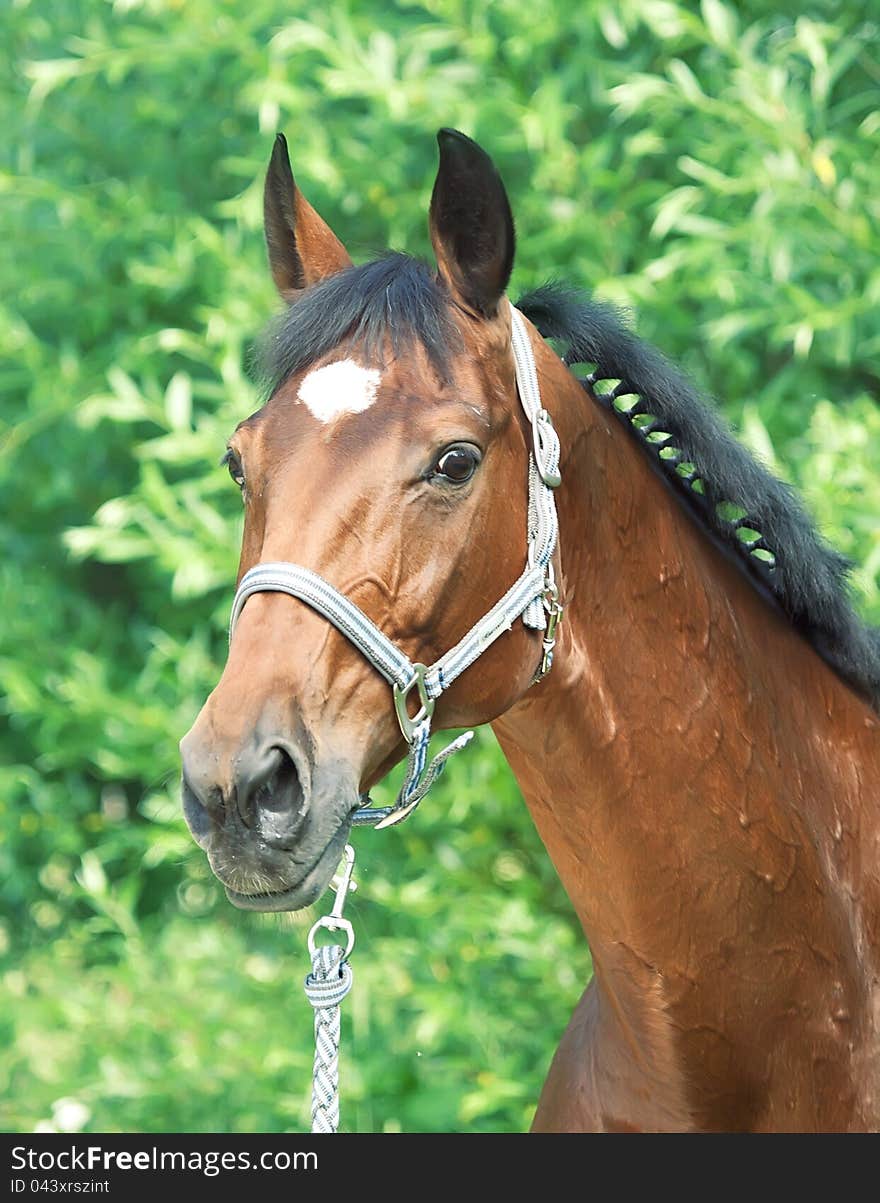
[221,448,245,489]
[432,444,481,485]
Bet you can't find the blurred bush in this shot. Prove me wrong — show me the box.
[1,0,877,1132]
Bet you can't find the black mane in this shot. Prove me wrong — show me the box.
[517,282,880,710]
[257,252,457,392]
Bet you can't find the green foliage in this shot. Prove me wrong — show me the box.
[2,0,877,1132]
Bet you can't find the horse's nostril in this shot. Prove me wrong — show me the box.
[243,745,307,845]
[181,739,307,844]
[255,746,301,813]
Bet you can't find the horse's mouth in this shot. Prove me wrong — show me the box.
[216,817,352,913]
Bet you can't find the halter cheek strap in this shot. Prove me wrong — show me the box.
[227,303,563,828]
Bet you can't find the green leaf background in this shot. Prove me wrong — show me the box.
[2,0,878,1132]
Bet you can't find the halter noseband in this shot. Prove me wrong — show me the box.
[228,303,563,828]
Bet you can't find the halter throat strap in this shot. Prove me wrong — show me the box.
[228,303,562,828]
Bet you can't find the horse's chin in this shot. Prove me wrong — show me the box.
[214,821,352,913]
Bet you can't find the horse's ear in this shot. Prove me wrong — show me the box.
[263,133,353,297]
[429,129,515,319]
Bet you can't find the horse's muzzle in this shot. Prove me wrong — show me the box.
[180,731,356,911]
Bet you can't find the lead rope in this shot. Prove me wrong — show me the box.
[303,845,357,1133]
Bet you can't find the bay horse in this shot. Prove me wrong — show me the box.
[180,129,880,1132]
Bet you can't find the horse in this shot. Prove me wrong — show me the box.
[180,128,880,1132]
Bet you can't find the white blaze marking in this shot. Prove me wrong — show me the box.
[297,359,381,424]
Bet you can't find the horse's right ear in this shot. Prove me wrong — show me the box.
[263,133,353,298]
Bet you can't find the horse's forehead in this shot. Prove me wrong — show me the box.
[290,351,491,423]
[257,337,510,451]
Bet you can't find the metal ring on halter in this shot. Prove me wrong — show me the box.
[393,662,434,744]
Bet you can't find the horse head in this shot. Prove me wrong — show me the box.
[180,131,557,910]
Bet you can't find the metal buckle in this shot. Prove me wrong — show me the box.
[531,408,562,489]
[393,663,434,744]
[536,578,563,681]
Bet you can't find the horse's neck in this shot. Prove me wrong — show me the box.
[493,348,880,1125]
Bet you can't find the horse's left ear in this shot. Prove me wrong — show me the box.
[264,132,353,298]
[429,129,515,319]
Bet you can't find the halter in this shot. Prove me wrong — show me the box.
[228,303,563,828]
